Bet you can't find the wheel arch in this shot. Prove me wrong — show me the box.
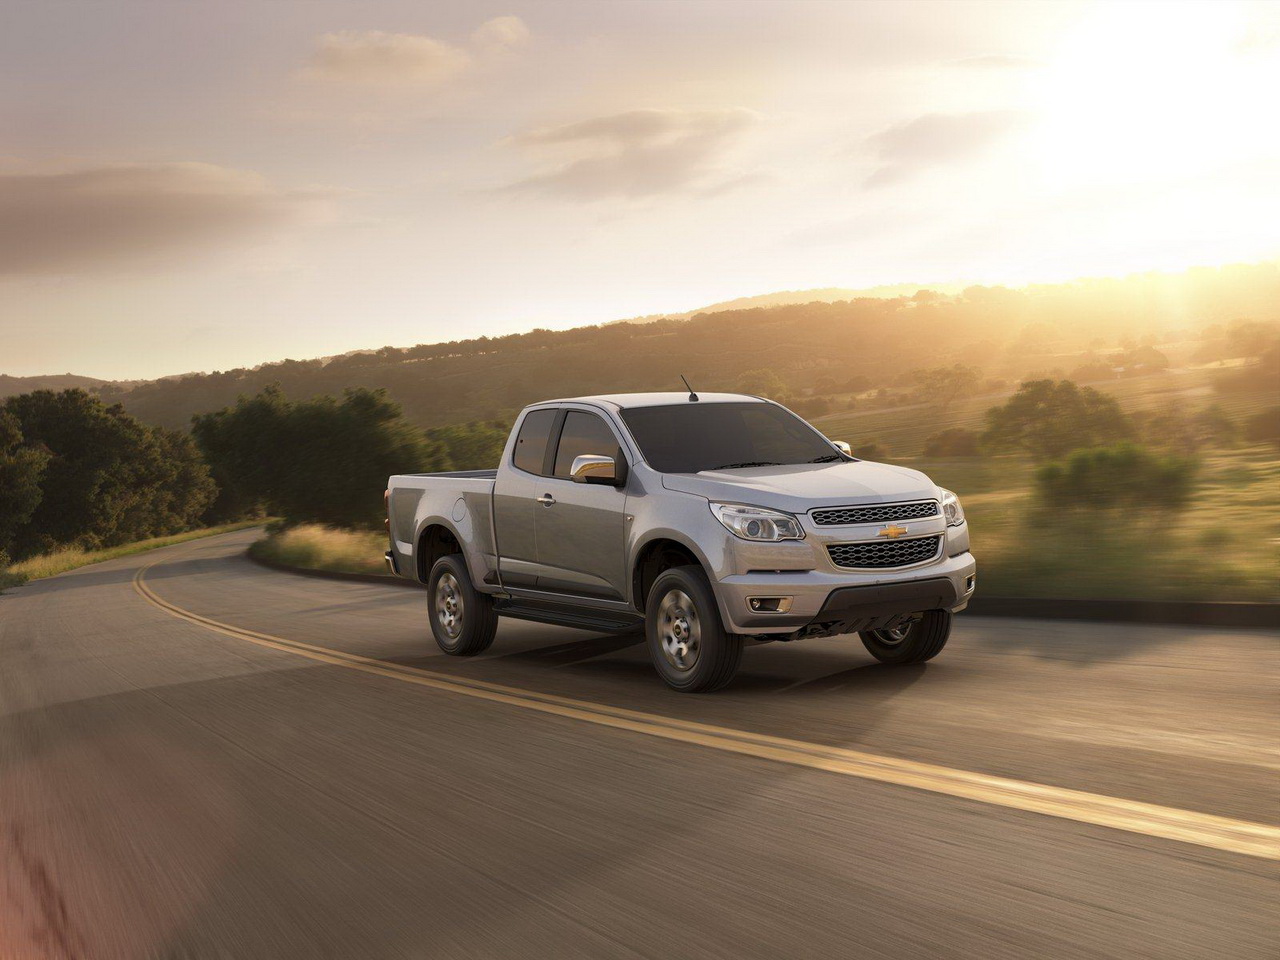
[630,533,716,614]
[415,520,465,583]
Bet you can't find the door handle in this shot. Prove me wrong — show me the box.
[537,493,557,506]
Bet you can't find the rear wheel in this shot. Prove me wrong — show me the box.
[427,555,498,656]
[645,565,742,693]
[859,609,951,664]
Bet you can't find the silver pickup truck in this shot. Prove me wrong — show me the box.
[386,392,975,692]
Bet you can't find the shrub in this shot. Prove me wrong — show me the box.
[923,428,980,458]
[855,439,888,461]
[423,420,510,471]
[1036,443,1197,511]
[790,396,831,418]
[249,524,386,576]
[1243,406,1280,447]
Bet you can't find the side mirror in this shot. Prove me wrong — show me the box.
[570,454,620,485]
[831,440,852,456]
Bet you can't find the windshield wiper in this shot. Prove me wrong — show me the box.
[709,461,781,470]
[808,454,845,463]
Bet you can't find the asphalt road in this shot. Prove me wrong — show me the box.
[2,529,1276,959]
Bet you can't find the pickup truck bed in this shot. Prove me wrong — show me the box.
[387,471,498,584]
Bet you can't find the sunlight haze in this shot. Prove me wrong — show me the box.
[2,0,1276,379]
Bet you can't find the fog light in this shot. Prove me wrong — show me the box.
[965,575,976,593]
[748,597,793,613]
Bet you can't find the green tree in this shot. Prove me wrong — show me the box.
[191,385,292,522]
[910,364,981,412]
[983,379,1132,460]
[194,386,434,528]
[736,369,787,398]
[0,410,50,558]
[2,390,216,558]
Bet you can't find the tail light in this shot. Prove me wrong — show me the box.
[384,489,391,533]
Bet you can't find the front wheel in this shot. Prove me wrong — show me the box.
[645,566,743,693]
[427,555,498,656]
[859,609,952,664]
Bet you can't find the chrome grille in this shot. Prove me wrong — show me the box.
[812,500,938,526]
[827,535,942,569]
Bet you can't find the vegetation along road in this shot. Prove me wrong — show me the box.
[2,528,1276,958]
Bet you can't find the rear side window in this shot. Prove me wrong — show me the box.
[512,409,557,474]
[553,411,619,478]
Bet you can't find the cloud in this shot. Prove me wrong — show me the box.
[304,18,529,88]
[306,30,470,86]
[501,108,759,200]
[863,111,1029,187]
[952,55,1040,69]
[471,16,530,55]
[0,163,330,275]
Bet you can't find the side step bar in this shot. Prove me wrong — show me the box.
[493,598,644,634]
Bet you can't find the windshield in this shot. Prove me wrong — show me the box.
[619,402,844,473]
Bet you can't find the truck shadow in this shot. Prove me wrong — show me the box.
[488,632,645,666]
[378,625,932,704]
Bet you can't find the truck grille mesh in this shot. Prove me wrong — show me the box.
[827,535,942,569]
[812,501,939,525]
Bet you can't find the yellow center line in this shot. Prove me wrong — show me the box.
[133,551,1280,861]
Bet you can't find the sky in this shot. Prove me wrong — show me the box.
[1,0,1277,380]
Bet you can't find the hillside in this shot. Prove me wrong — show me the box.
[609,283,963,326]
[91,262,1279,431]
[0,373,119,399]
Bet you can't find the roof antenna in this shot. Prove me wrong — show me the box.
[680,374,699,402]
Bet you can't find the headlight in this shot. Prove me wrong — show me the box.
[940,489,965,527]
[710,503,805,541]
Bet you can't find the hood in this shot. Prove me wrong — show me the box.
[661,460,939,513]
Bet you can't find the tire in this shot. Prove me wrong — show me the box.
[859,609,952,664]
[645,565,743,693]
[427,554,498,656]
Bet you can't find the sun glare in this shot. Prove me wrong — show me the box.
[1032,3,1278,186]
[1002,2,1280,276]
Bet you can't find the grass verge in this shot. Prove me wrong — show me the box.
[248,524,388,577]
[244,447,1279,604]
[0,520,266,593]
[923,448,1280,602]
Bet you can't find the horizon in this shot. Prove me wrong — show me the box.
[3,0,1278,380]
[5,256,1277,384]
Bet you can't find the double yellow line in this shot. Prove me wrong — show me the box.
[134,554,1280,861]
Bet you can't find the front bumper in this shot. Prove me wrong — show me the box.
[714,550,977,635]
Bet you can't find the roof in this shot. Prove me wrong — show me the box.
[535,392,769,410]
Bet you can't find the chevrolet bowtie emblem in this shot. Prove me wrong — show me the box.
[878,524,909,539]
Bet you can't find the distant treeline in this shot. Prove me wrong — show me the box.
[5,372,1277,566]
[94,263,1280,431]
[0,387,505,563]
[191,386,507,529]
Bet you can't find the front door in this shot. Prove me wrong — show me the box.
[533,410,629,600]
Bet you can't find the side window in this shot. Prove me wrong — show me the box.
[512,409,557,474]
[553,411,619,478]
